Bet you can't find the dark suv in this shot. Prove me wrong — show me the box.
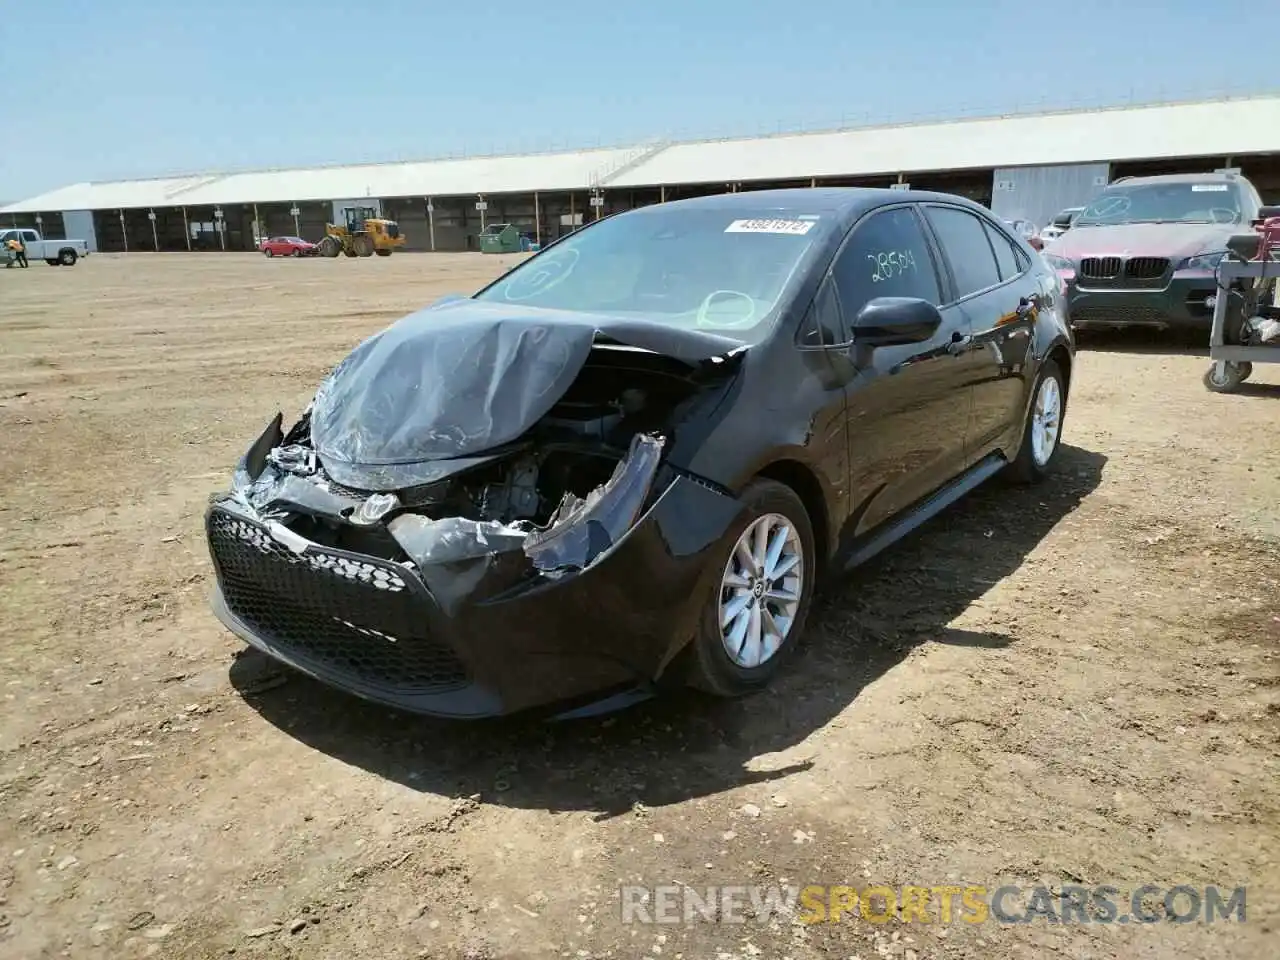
[1043,172,1265,331]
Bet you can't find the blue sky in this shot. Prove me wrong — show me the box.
[3,0,1277,201]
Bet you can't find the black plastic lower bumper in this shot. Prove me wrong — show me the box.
[206,475,743,718]
[1067,273,1217,330]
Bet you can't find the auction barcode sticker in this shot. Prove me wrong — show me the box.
[1191,184,1229,192]
[725,218,816,235]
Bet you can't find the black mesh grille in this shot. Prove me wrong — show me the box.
[1070,303,1171,326]
[208,508,468,693]
[323,476,372,499]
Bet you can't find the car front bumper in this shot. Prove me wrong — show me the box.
[205,473,743,719]
[1065,270,1218,330]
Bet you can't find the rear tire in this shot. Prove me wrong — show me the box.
[683,479,816,698]
[353,234,374,258]
[57,249,77,266]
[1007,357,1066,484]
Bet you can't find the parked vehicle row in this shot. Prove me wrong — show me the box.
[1040,206,1084,243]
[1003,218,1045,251]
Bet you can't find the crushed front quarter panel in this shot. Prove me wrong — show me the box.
[206,470,744,717]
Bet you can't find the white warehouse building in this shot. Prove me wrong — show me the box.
[4,94,1280,254]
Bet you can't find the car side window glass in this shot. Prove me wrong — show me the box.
[797,277,844,347]
[925,206,1002,299]
[983,221,1023,282]
[830,207,941,320]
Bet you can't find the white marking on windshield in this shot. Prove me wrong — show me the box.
[724,219,815,235]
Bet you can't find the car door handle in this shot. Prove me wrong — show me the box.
[946,332,972,356]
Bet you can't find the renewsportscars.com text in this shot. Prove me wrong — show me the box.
[618,883,1247,925]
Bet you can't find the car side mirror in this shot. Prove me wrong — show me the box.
[851,297,943,348]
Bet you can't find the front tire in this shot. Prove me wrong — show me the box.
[1008,357,1066,484]
[684,479,816,697]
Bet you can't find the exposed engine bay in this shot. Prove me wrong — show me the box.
[225,338,742,577]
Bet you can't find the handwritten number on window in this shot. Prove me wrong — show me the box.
[868,249,918,283]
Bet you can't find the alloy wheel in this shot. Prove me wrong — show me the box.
[1031,375,1062,467]
[719,513,804,669]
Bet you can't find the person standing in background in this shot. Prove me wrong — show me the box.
[5,234,28,267]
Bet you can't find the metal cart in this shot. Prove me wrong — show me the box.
[1204,257,1280,393]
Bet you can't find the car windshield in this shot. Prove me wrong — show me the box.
[473,205,831,343]
[1075,183,1241,226]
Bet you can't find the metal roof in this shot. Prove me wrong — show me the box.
[175,146,644,207]
[608,96,1280,187]
[0,147,646,214]
[4,96,1279,215]
[3,175,217,214]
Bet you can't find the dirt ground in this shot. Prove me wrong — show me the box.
[1,252,1277,960]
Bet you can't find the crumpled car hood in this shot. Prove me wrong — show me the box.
[1050,222,1237,261]
[310,298,746,489]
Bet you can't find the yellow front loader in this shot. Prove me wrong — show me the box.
[317,206,406,258]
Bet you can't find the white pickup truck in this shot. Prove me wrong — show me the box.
[0,227,90,266]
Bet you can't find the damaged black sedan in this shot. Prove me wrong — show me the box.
[206,189,1074,719]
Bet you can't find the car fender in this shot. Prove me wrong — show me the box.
[1017,305,1075,430]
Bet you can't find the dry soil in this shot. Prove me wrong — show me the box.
[1,253,1278,960]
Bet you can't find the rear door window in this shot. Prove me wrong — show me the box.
[925,206,1002,300]
[983,221,1025,282]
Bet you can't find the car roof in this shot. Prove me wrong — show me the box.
[630,187,988,218]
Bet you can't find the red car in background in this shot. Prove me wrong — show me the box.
[261,236,318,257]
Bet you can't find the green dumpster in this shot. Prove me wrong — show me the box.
[479,223,522,254]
